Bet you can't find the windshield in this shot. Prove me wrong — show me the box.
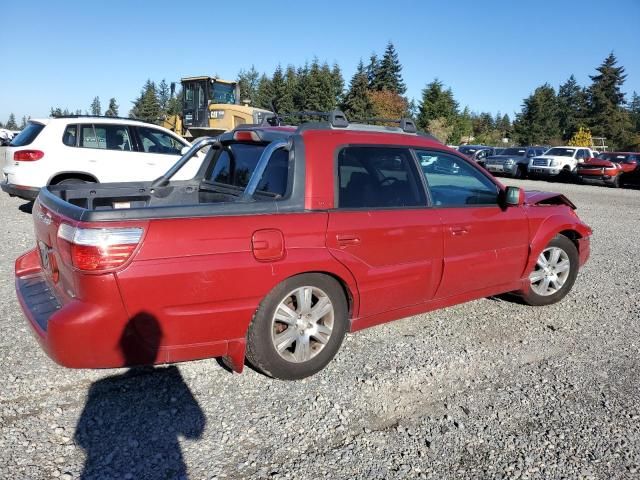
[500,148,527,156]
[207,143,289,197]
[210,83,236,104]
[545,147,575,157]
[9,122,44,146]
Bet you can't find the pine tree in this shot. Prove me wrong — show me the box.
[366,53,380,90]
[557,75,588,140]
[453,107,473,144]
[342,60,374,120]
[630,91,640,132]
[157,79,171,116]
[130,80,161,123]
[513,84,560,145]
[587,53,632,149]
[6,113,18,130]
[19,116,27,129]
[270,65,287,113]
[90,96,101,116]
[254,74,274,110]
[331,63,345,107]
[417,79,459,132]
[293,63,310,111]
[105,98,119,117]
[237,66,261,105]
[375,42,406,94]
[281,65,298,113]
[304,59,336,112]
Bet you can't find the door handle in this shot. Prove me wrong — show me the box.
[449,225,471,236]
[336,234,361,247]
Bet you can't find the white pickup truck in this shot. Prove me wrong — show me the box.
[528,146,596,179]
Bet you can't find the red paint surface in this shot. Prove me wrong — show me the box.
[15,129,592,371]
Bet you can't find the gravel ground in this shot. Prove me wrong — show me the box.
[0,179,639,480]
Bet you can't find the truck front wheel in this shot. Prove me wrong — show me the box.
[246,274,348,380]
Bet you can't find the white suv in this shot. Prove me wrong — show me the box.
[528,146,595,179]
[2,116,196,201]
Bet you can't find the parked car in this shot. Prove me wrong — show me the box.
[528,146,596,179]
[457,145,496,167]
[485,146,548,178]
[576,152,640,187]
[14,112,592,380]
[1,116,193,201]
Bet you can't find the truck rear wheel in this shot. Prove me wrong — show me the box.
[246,274,348,380]
[520,235,579,306]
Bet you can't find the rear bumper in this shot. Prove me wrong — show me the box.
[15,248,243,371]
[1,183,40,200]
[15,248,133,368]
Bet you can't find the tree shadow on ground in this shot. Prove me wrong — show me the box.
[74,313,205,480]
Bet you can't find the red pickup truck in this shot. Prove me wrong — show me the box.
[576,152,640,187]
[15,112,592,379]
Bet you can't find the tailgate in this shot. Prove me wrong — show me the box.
[31,199,76,301]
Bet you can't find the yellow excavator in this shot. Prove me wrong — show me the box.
[163,76,273,139]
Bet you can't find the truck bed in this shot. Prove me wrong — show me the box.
[39,179,303,222]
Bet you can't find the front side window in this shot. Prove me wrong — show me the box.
[416,150,499,207]
[136,127,183,155]
[337,146,426,209]
[210,83,236,104]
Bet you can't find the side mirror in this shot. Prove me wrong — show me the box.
[180,146,190,156]
[504,186,524,207]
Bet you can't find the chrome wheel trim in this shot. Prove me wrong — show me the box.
[270,286,335,363]
[529,247,571,296]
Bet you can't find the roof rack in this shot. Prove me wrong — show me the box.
[49,114,147,122]
[262,109,427,136]
[263,110,349,129]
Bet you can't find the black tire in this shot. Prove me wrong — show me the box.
[609,175,621,188]
[245,273,348,380]
[55,178,92,185]
[520,234,579,307]
[513,165,526,179]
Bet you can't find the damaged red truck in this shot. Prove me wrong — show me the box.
[15,112,592,379]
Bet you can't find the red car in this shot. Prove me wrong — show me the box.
[14,112,592,379]
[577,152,640,187]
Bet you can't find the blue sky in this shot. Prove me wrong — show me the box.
[1,0,639,123]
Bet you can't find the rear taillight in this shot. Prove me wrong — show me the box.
[57,224,143,271]
[14,150,44,161]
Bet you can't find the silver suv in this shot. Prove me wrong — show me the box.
[485,146,548,178]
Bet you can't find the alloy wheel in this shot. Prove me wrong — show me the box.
[529,247,571,296]
[270,286,335,363]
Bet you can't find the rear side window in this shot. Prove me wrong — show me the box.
[337,146,426,209]
[9,122,44,146]
[416,150,498,207]
[80,124,132,151]
[62,125,77,146]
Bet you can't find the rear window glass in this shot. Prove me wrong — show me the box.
[208,143,290,198]
[9,123,44,147]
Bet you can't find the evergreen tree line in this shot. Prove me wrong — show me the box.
[513,53,639,150]
[6,45,638,150]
